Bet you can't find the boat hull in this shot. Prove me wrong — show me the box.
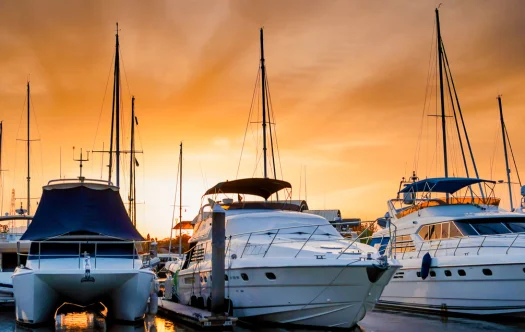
[12,268,154,325]
[379,257,525,316]
[178,263,398,328]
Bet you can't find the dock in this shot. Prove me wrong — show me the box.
[157,298,237,329]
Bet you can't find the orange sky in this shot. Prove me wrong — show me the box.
[1,0,525,238]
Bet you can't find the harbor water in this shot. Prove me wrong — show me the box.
[3,307,525,331]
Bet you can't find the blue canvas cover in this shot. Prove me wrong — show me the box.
[399,177,495,194]
[21,184,144,241]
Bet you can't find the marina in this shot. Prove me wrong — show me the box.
[1,1,525,331]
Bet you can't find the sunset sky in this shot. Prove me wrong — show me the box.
[1,0,525,238]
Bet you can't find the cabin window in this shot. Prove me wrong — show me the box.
[449,222,463,238]
[418,226,430,240]
[429,271,436,278]
[444,270,452,277]
[241,273,249,281]
[393,235,415,253]
[458,269,466,276]
[504,222,525,233]
[265,272,276,280]
[430,224,441,240]
[469,222,510,235]
[224,274,229,281]
[455,222,479,236]
[416,272,421,278]
[482,269,492,276]
[441,222,450,239]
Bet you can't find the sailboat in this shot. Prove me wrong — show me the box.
[370,8,525,317]
[0,83,36,302]
[12,25,155,325]
[175,28,400,328]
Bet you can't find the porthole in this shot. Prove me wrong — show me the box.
[458,269,466,276]
[444,270,452,277]
[204,276,208,283]
[265,272,276,280]
[224,274,229,281]
[241,273,249,281]
[416,272,421,278]
[482,269,492,276]
[429,271,436,277]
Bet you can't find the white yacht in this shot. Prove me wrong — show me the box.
[176,177,400,328]
[12,178,155,325]
[372,177,525,316]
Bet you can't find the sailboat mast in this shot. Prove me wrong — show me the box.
[260,28,268,179]
[115,23,121,188]
[27,82,30,215]
[129,96,135,226]
[498,95,513,210]
[178,142,183,256]
[436,8,448,178]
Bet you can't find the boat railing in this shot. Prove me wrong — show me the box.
[47,178,114,186]
[17,240,150,270]
[377,232,525,259]
[225,221,376,260]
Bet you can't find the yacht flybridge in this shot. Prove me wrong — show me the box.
[176,177,400,328]
[12,178,154,324]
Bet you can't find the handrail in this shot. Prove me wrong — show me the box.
[383,232,525,258]
[294,226,320,258]
[47,178,114,186]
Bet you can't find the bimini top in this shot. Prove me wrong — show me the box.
[203,178,291,200]
[399,177,495,195]
[21,182,144,241]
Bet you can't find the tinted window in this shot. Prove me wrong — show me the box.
[444,270,452,277]
[458,269,466,276]
[505,222,525,233]
[470,222,510,235]
[455,221,479,236]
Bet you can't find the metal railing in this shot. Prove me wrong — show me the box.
[221,222,377,260]
[17,240,150,270]
[374,232,525,260]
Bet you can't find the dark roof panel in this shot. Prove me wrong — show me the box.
[203,178,291,200]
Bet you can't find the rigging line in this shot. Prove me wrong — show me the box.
[264,73,278,180]
[91,53,115,151]
[118,48,133,100]
[236,66,261,179]
[265,75,284,181]
[414,20,436,173]
[504,125,521,186]
[12,94,28,191]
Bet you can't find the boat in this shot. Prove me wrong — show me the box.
[370,8,525,317]
[174,28,401,329]
[0,83,38,302]
[12,24,155,325]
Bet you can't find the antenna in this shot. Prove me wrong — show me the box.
[73,147,90,181]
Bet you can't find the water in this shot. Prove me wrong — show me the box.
[3,307,525,331]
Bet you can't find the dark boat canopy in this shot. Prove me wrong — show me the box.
[21,183,144,241]
[203,178,291,200]
[399,177,496,194]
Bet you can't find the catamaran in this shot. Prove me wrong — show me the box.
[12,24,155,325]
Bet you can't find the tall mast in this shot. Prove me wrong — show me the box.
[27,82,30,215]
[436,8,448,178]
[129,96,136,226]
[260,28,268,179]
[178,142,183,256]
[115,23,121,188]
[498,95,513,210]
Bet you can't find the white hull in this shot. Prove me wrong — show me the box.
[379,255,525,316]
[13,266,154,324]
[178,263,398,328]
